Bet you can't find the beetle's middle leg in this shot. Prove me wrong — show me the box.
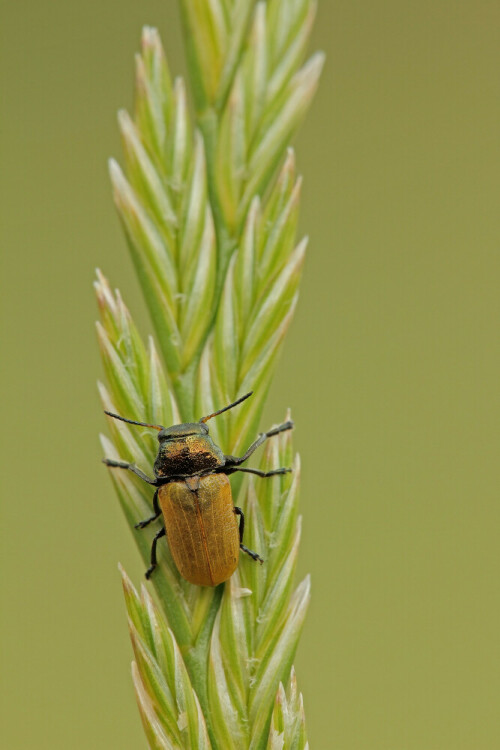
[135,490,161,529]
[145,526,166,579]
[228,467,292,478]
[103,458,159,486]
[234,507,264,564]
[224,420,294,469]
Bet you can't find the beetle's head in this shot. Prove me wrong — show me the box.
[158,422,208,441]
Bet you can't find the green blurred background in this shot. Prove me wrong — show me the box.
[2,1,499,747]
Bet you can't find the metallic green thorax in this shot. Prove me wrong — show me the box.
[154,424,225,478]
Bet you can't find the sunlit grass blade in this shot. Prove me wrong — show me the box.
[249,576,311,749]
[134,26,174,159]
[266,668,309,750]
[123,569,212,748]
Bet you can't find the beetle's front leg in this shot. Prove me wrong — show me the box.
[103,458,158,486]
[135,490,161,529]
[234,507,264,564]
[145,526,166,579]
[224,420,294,468]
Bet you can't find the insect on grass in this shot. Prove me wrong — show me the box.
[104,391,293,585]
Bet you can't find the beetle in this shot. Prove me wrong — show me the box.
[103,391,293,586]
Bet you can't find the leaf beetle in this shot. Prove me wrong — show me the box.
[103,392,293,586]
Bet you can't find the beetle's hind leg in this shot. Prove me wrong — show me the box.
[145,526,166,579]
[103,458,158,486]
[234,507,264,564]
[135,490,161,529]
[241,544,264,563]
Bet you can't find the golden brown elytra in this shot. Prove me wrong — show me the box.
[159,474,239,587]
[103,392,293,586]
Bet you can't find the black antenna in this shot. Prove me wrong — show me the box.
[104,411,163,431]
[199,392,253,424]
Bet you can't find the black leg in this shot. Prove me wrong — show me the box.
[135,490,161,529]
[224,420,294,468]
[234,507,264,564]
[145,527,166,579]
[226,466,292,478]
[241,544,264,564]
[234,506,245,543]
[103,458,158,486]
